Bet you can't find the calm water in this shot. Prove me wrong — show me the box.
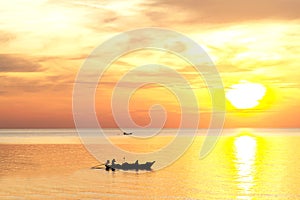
[1,129,300,199]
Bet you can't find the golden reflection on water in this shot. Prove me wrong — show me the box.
[2,129,300,199]
[234,135,257,199]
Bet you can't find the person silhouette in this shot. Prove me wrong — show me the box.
[134,160,139,170]
[111,159,116,166]
[105,160,110,171]
[111,159,121,170]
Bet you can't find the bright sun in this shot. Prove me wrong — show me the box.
[226,80,266,109]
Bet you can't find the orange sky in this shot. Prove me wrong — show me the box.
[0,0,299,128]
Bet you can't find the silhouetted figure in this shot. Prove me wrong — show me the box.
[134,160,139,171]
[105,160,110,171]
[111,159,121,169]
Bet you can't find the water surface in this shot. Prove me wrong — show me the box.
[1,129,300,199]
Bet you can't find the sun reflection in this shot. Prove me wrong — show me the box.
[234,135,257,199]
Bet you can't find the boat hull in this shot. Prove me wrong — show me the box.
[106,161,155,171]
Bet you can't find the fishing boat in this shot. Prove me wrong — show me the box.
[123,132,133,135]
[92,159,155,171]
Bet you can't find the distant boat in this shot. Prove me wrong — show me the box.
[123,132,133,135]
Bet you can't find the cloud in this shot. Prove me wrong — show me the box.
[0,90,7,95]
[0,0,298,128]
[0,73,74,94]
[0,31,16,44]
[0,54,44,72]
[143,0,300,23]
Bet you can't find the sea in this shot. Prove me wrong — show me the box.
[1,128,300,200]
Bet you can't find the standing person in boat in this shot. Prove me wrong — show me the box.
[134,160,139,170]
[105,160,110,171]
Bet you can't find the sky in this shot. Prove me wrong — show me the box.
[0,0,299,128]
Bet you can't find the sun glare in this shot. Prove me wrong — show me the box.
[234,135,257,195]
[226,80,266,109]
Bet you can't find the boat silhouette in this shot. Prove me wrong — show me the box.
[123,132,133,135]
[92,159,155,171]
